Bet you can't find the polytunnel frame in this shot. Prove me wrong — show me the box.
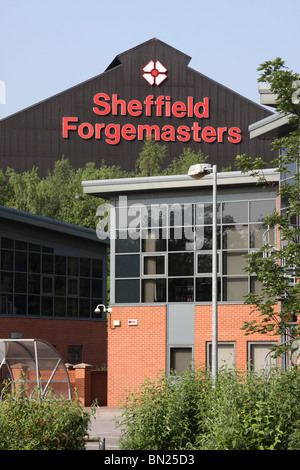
[0,339,71,400]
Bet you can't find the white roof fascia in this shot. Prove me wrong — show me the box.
[82,169,279,198]
[249,113,291,139]
[258,84,278,107]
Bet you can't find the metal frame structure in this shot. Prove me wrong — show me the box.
[0,339,71,400]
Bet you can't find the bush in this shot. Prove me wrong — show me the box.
[0,381,93,450]
[117,367,212,450]
[118,366,300,450]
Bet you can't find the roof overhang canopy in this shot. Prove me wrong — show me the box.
[249,113,293,140]
[82,169,280,199]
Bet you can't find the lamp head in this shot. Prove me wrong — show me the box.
[188,164,213,179]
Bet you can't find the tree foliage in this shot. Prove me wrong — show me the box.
[236,58,300,353]
[135,138,167,176]
[118,366,300,450]
[0,144,210,228]
[0,157,129,229]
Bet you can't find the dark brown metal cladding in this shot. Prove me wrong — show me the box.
[0,39,273,177]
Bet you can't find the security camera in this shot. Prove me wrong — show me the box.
[94,304,106,314]
[94,304,112,314]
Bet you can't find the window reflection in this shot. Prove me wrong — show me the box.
[222,201,248,224]
[114,198,277,303]
[250,200,276,222]
[168,253,194,276]
[142,279,166,302]
[0,236,104,318]
[223,225,248,249]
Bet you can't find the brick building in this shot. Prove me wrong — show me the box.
[1,39,291,406]
[0,205,108,371]
[82,168,282,406]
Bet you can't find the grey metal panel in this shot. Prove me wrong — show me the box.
[167,304,195,345]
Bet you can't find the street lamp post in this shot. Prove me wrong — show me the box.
[188,163,218,383]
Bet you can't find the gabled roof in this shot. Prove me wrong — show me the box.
[105,37,191,71]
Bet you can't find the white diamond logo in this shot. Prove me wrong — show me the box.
[142,60,167,86]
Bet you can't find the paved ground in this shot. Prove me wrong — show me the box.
[85,407,123,451]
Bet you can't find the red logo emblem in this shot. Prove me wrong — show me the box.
[143,60,167,86]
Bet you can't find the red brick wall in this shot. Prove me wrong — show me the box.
[91,370,107,406]
[107,304,280,406]
[107,306,167,407]
[195,304,280,369]
[0,317,107,368]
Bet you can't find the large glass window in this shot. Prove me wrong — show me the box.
[0,236,104,319]
[113,197,277,303]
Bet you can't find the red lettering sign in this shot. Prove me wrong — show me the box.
[62,93,242,146]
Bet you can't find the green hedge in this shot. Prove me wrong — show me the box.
[118,367,300,450]
[0,382,93,450]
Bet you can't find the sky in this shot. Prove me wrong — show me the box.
[1,0,300,119]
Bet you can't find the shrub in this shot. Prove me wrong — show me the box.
[117,366,300,450]
[0,381,93,450]
[118,367,212,450]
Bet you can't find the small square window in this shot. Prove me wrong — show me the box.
[170,347,192,374]
[142,279,166,302]
[207,342,235,370]
[143,255,165,275]
[168,278,194,302]
[68,346,82,365]
[115,255,140,278]
[115,279,140,303]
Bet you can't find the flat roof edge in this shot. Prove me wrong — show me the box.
[249,113,292,139]
[0,205,109,243]
[82,169,279,198]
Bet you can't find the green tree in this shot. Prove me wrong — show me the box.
[0,157,130,229]
[236,58,300,355]
[135,138,167,176]
[164,148,208,175]
[2,167,42,214]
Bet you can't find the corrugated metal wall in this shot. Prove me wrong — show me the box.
[0,39,273,176]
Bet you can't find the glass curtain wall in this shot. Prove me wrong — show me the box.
[114,198,277,304]
[0,236,104,318]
